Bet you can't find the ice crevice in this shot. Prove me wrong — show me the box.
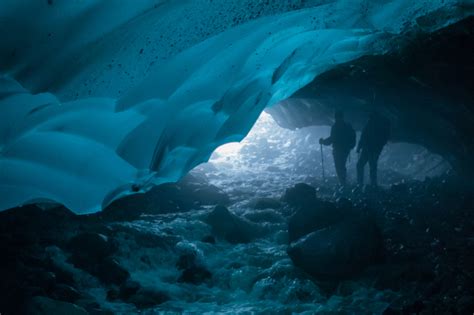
[0,0,471,213]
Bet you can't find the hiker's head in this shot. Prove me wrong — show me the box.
[335,110,344,122]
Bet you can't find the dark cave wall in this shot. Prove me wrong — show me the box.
[268,17,474,175]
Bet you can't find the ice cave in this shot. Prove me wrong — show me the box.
[1,1,474,314]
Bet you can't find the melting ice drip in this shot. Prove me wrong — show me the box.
[0,0,470,213]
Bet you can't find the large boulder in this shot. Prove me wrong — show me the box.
[287,216,382,279]
[288,198,354,243]
[282,183,317,208]
[100,173,229,221]
[204,205,267,243]
[179,173,230,206]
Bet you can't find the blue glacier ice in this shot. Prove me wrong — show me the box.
[0,0,472,213]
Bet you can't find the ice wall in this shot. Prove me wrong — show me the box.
[0,0,471,213]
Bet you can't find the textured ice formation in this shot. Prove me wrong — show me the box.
[0,0,471,213]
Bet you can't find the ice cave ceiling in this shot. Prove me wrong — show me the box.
[0,0,473,214]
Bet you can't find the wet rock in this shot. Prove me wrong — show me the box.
[201,235,216,244]
[457,295,474,314]
[51,284,82,303]
[106,288,119,301]
[176,252,197,270]
[390,182,409,194]
[288,215,381,279]
[48,261,75,285]
[101,184,193,220]
[282,183,317,208]
[288,200,346,243]
[67,232,129,284]
[119,280,141,300]
[69,248,129,285]
[24,269,57,292]
[101,173,229,220]
[75,298,102,313]
[25,296,88,315]
[88,308,115,315]
[176,251,212,285]
[96,257,130,285]
[204,205,266,243]
[109,280,168,308]
[67,232,116,261]
[109,224,179,249]
[181,175,230,205]
[127,287,169,309]
[244,209,285,224]
[178,265,212,284]
[76,297,115,315]
[250,197,282,210]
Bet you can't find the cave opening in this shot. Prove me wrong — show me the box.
[196,109,450,198]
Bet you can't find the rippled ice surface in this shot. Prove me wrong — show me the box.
[94,113,446,314]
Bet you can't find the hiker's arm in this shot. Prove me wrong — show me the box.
[320,125,335,145]
[319,136,332,145]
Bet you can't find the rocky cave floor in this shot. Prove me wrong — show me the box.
[1,167,474,314]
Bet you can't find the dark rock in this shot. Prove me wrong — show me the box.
[109,224,178,249]
[25,296,88,315]
[48,260,75,285]
[88,309,115,315]
[390,182,409,194]
[67,232,129,284]
[178,265,212,284]
[176,252,197,270]
[185,184,230,206]
[119,280,141,300]
[175,250,212,285]
[100,173,229,220]
[282,183,317,208]
[127,287,169,309]
[70,251,129,285]
[96,258,130,285]
[201,235,216,244]
[288,215,382,279]
[204,205,267,243]
[106,288,119,301]
[24,269,57,292]
[250,197,282,210]
[67,232,115,261]
[51,284,82,303]
[101,184,192,220]
[244,209,285,224]
[75,298,101,312]
[457,295,474,314]
[288,200,344,243]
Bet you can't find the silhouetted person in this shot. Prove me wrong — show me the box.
[319,111,356,185]
[356,112,391,187]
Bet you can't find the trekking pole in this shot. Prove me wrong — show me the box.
[320,143,326,181]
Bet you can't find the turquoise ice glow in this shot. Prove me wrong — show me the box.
[0,0,471,213]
